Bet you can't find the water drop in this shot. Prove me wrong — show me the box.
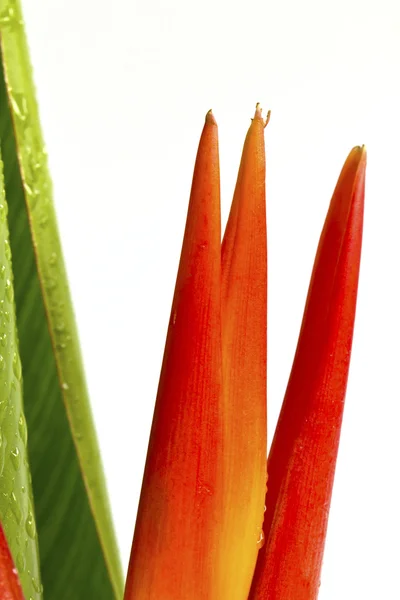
[0,203,6,223]
[10,446,20,471]
[54,321,65,333]
[45,277,56,291]
[0,333,7,347]
[256,530,265,549]
[4,239,11,261]
[25,506,36,539]
[23,180,33,196]
[31,577,43,593]
[39,214,49,228]
[61,382,69,391]
[0,355,4,373]
[4,310,10,323]
[0,265,5,279]
[13,352,22,381]
[49,252,58,266]
[16,552,26,574]
[19,413,28,447]
[0,395,8,424]
[9,92,28,122]
[11,492,22,524]
[5,279,14,303]
[0,5,23,30]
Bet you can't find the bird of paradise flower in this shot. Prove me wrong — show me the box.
[122,105,366,600]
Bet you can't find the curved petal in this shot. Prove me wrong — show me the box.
[219,105,268,599]
[125,112,223,600]
[250,147,366,600]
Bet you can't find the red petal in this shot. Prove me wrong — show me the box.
[0,524,24,600]
[218,105,268,598]
[124,112,224,600]
[249,146,366,600]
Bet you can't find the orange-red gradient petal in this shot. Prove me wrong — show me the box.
[124,112,224,600]
[0,524,24,599]
[249,147,366,600]
[219,105,268,599]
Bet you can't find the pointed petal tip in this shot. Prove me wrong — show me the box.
[253,103,271,127]
[206,109,217,125]
[349,144,367,162]
[351,145,367,178]
[358,145,367,169]
[254,103,263,119]
[342,146,367,184]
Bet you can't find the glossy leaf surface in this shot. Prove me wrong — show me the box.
[0,153,41,600]
[0,2,123,598]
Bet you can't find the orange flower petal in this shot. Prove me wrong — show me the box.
[218,105,268,599]
[0,524,24,600]
[249,147,366,600]
[124,111,224,600]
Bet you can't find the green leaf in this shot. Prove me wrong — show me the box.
[0,1,124,598]
[0,152,42,600]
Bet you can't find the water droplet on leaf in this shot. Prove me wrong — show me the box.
[10,446,20,471]
[11,492,22,524]
[16,552,26,573]
[19,413,28,447]
[13,352,22,381]
[4,239,11,261]
[5,279,14,303]
[31,577,43,593]
[25,505,36,539]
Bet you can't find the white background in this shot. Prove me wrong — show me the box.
[20,0,400,597]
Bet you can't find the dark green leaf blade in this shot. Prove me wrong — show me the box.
[0,2,124,598]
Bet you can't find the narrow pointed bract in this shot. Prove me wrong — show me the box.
[249,147,366,600]
[125,107,269,599]
[0,525,24,600]
[124,112,224,600]
[219,105,268,598]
